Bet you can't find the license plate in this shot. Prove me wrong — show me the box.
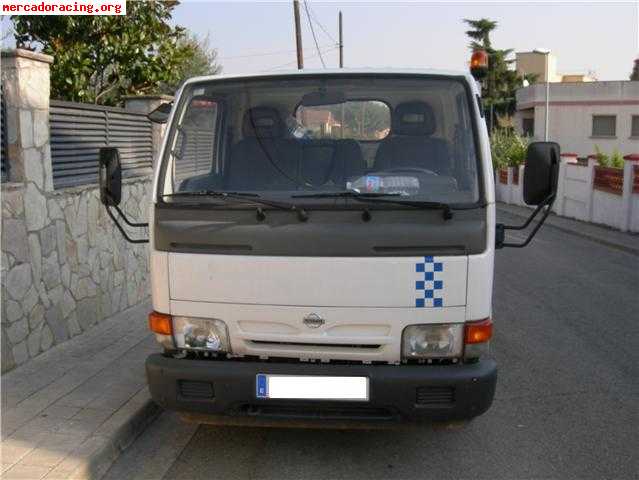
[256,374,369,401]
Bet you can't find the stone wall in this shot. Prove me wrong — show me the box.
[1,49,161,373]
[1,180,151,371]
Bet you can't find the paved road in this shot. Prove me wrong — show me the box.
[105,211,639,480]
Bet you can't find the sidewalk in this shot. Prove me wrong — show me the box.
[497,202,639,255]
[1,301,160,480]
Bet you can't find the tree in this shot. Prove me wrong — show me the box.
[162,33,222,94]
[631,58,639,81]
[464,18,497,51]
[12,1,219,105]
[464,18,525,129]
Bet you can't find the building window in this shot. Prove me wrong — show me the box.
[631,116,639,138]
[592,115,616,137]
[522,118,534,137]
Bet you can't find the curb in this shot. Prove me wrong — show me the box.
[65,394,162,480]
[496,205,639,256]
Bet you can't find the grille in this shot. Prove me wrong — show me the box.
[415,386,455,406]
[240,404,395,421]
[248,340,381,349]
[178,380,214,399]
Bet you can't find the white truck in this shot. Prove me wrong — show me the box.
[99,61,559,426]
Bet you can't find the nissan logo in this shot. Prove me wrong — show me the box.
[303,313,325,328]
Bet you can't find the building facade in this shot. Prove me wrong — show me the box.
[514,81,639,157]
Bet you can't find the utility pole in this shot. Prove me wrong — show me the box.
[338,11,343,68]
[293,0,304,70]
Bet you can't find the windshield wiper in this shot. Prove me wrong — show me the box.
[162,191,309,222]
[292,190,453,220]
[163,190,260,198]
[292,191,403,199]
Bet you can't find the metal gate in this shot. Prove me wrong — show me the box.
[50,100,153,188]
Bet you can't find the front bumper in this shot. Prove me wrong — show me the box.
[146,354,497,424]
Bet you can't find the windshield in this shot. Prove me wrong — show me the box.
[160,75,481,206]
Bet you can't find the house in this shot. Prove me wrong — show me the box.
[513,51,638,157]
[298,109,342,137]
[514,81,638,157]
[515,51,596,83]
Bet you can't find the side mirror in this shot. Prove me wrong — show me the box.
[99,147,122,206]
[147,102,172,124]
[523,141,560,205]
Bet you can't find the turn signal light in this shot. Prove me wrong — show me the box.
[149,311,172,335]
[464,318,492,344]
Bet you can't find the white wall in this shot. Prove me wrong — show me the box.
[631,195,639,232]
[560,162,593,221]
[592,190,624,229]
[497,158,639,233]
[515,81,639,157]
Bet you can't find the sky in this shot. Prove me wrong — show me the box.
[171,0,639,80]
[0,1,637,80]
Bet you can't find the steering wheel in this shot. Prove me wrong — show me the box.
[384,167,438,176]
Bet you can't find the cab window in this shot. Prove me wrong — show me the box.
[296,101,390,141]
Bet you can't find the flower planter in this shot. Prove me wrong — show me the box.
[593,166,623,195]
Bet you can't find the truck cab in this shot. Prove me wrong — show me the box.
[100,68,559,425]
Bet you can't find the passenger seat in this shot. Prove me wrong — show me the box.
[373,101,451,176]
[225,107,298,190]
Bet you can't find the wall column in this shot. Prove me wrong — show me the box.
[585,156,598,223]
[1,49,54,192]
[621,154,639,232]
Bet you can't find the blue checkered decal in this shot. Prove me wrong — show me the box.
[415,256,444,308]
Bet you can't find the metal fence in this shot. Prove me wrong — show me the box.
[50,100,153,188]
[1,85,8,182]
[174,126,217,183]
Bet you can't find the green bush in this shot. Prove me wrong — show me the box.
[610,148,625,169]
[490,130,528,170]
[594,145,624,169]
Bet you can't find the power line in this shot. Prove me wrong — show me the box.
[305,1,337,45]
[262,46,338,72]
[302,0,326,68]
[219,45,332,61]
[266,46,337,72]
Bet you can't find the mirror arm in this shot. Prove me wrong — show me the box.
[104,191,149,228]
[105,206,149,244]
[111,202,149,228]
[104,192,149,244]
[496,193,556,249]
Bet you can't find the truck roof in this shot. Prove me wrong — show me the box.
[182,67,473,86]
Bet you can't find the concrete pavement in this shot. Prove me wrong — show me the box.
[104,209,639,480]
[1,301,160,480]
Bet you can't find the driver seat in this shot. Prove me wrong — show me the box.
[373,101,451,176]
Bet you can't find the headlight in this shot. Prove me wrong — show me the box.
[173,316,230,353]
[402,324,463,359]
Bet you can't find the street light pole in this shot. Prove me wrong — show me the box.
[544,54,550,141]
[338,11,343,68]
[533,48,551,141]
